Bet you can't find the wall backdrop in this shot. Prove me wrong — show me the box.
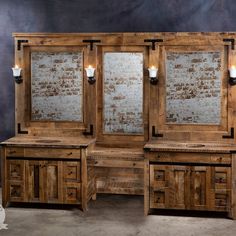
[0,0,236,141]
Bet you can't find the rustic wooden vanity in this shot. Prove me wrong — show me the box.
[144,142,236,218]
[1,32,236,218]
[1,136,96,210]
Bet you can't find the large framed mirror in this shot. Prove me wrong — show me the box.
[28,46,85,123]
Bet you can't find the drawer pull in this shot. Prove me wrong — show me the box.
[68,171,73,175]
[67,152,73,156]
[68,192,73,196]
[9,151,16,154]
[133,163,136,166]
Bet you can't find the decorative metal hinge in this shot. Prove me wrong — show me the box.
[222,127,234,139]
[17,123,28,134]
[82,39,101,51]
[83,124,93,135]
[17,40,28,51]
[223,38,235,50]
[152,126,163,138]
[144,39,163,50]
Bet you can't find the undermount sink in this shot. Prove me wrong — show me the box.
[160,143,205,148]
[185,144,205,148]
[35,139,61,143]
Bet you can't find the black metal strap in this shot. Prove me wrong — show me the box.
[152,126,163,138]
[83,124,93,135]
[82,39,101,51]
[223,38,235,50]
[144,39,163,50]
[17,40,28,51]
[17,123,28,134]
[222,127,234,139]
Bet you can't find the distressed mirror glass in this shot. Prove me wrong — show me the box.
[103,52,143,134]
[31,51,83,121]
[165,51,221,124]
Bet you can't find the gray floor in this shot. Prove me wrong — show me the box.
[1,190,236,236]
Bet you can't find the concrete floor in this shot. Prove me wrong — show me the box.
[1,190,236,236]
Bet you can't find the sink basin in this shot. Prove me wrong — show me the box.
[185,144,205,148]
[159,143,205,148]
[35,139,61,143]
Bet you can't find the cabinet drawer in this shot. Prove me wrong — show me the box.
[146,152,231,164]
[6,147,24,157]
[24,148,81,159]
[8,181,25,202]
[63,184,81,204]
[211,154,231,164]
[63,162,81,182]
[7,160,25,181]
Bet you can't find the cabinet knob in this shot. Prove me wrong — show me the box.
[68,171,73,175]
[67,152,73,156]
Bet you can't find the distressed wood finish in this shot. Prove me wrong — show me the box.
[1,136,95,210]
[88,147,144,195]
[144,143,235,218]
[2,32,236,218]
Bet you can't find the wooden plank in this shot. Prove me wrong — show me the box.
[230,154,236,219]
[144,159,149,215]
[81,148,88,211]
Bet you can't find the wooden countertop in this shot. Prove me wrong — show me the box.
[1,136,96,148]
[144,141,236,153]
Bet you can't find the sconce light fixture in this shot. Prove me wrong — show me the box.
[12,65,22,84]
[229,65,236,86]
[148,66,158,85]
[85,65,96,84]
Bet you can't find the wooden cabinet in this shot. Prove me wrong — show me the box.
[150,164,231,211]
[144,146,235,218]
[2,137,96,211]
[26,160,63,203]
[6,159,82,204]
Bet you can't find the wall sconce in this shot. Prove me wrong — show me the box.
[229,65,236,86]
[148,66,158,85]
[85,65,96,84]
[12,65,22,84]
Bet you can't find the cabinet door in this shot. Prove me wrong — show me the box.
[26,160,44,202]
[190,166,212,210]
[150,165,189,209]
[44,161,63,203]
[7,160,26,202]
[211,166,231,211]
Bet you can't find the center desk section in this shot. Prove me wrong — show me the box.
[144,142,236,219]
[1,136,95,211]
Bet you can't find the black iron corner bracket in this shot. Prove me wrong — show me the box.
[83,124,93,136]
[222,127,234,139]
[152,126,163,138]
[144,39,163,50]
[17,123,28,134]
[17,40,29,51]
[82,39,101,51]
[223,38,235,50]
